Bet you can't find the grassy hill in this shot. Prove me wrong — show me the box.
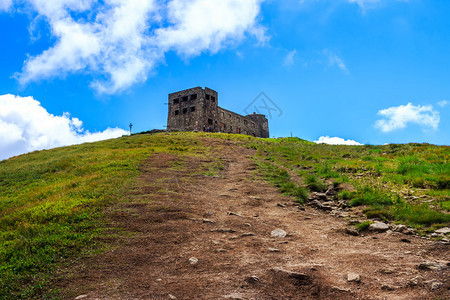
[0,132,449,298]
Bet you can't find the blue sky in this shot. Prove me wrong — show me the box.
[0,0,449,160]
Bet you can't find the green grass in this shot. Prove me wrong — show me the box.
[0,131,449,298]
[255,160,308,203]
[305,175,327,192]
[355,221,372,232]
[243,135,449,229]
[0,132,211,298]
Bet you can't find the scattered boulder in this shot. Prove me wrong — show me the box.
[75,295,88,300]
[309,192,327,200]
[227,212,244,217]
[408,276,422,286]
[309,200,333,211]
[381,285,395,291]
[418,262,446,271]
[168,294,177,299]
[245,276,260,284]
[268,248,281,252]
[202,219,215,224]
[347,273,361,283]
[345,227,359,236]
[188,257,199,265]
[271,228,287,238]
[391,224,407,233]
[435,227,450,234]
[325,188,337,196]
[370,222,389,232]
[331,286,351,292]
[271,267,311,284]
[242,232,256,237]
[431,281,443,290]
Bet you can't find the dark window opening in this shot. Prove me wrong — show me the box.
[190,106,196,112]
[208,119,213,125]
[182,96,188,102]
[174,110,179,115]
[211,96,216,102]
[183,108,188,114]
[237,128,240,134]
[244,120,248,125]
[191,94,197,100]
[205,94,210,100]
[173,98,179,104]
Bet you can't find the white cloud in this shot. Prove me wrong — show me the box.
[0,94,128,160]
[9,0,266,94]
[375,103,440,133]
[314,136,363,145]
[0,0,12,11]
[437,100,448,108]
[155,0,266,56]
[283,49,297,67]
[323,49,348,73]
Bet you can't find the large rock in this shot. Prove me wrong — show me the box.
[391,224,407,233]
[435,227,450,234]
[347,273,361,283]
[309,200,333,211]
[418,262,447,271]
[345,227,359,236]
[271,228,287,238]
[370,222,389,232]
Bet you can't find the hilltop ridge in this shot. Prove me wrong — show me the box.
[0,132,448,298]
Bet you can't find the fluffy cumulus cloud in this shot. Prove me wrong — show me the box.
[5,0,265,94]
[314,136,363,145]
[375,103,440,133]
[0,94,128,160]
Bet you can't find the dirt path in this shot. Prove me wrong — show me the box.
[62,139,449,299]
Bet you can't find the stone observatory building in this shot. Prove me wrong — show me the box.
[167,87,269,138]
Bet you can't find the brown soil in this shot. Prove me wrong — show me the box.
[60,139,449,299]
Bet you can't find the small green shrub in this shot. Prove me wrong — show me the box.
[349,186,393,207]
[364,207,393,221]
[393,203,450,226]
[339,190,354,200]
[355,221,371,231]
[305,175,327,192]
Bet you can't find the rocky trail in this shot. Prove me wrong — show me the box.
[62,139,449,299]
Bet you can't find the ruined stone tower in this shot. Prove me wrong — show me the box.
[167,87,269,138]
